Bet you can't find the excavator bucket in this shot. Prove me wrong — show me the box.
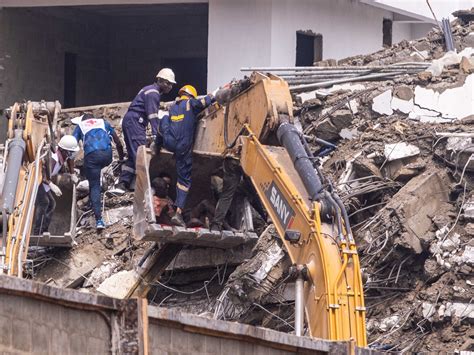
[133,146,257,249]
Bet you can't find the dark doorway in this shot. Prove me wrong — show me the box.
[383,19,393,47]
[64,52,77,108]
[160,57,208,101]
[296,32,323,66]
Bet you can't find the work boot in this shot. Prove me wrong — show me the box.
[171,212,186,227]
[96,218,106,230]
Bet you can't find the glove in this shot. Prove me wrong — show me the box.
[211,87,219,97]
[70,174,79,185]
[49,182,62,197]
[158,110,168,119]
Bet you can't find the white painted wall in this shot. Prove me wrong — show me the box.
[207,0,272,89]
[207,0,412,89]
[269,0,395,67]
[393,22,413,44]
[373,0,474,20]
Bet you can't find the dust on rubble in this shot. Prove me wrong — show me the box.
[30,12,474,353]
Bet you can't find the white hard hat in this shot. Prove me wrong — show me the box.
[156,68,176,84]
[58,135,80,152]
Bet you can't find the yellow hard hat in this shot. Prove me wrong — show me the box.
[179,85,197,99]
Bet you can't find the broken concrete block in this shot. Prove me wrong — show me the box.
[422,302,436,320]
[392,160,425,182]
[385,170,449,253]
[378,315,400,331]
[353,157,382,178]
[413,74,474,120]
[104,205,133,225]
[97,269,140,299]
[391,96,414,114]
[462,198,474,220]
[460,246,474,266]
[446,137,472,152]
[84,259,122,288]
[440,233,460,252]
[460,56,474,74]
[372,89,393,115]
[464,223,474,235]
[445,302,474,321]
[384,142,420,161]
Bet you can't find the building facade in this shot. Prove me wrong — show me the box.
[0,0,436,109]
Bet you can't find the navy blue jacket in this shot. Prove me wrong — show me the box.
[160,95,214,153]
[127,83,161,135]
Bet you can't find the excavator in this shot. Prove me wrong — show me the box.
[0,72,367,348]
[0,101,76,278]
[131,72,367,347]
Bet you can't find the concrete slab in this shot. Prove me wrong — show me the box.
[372,89,393,115]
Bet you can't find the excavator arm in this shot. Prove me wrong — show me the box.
[239,130,366,345]
[0,101,59,277]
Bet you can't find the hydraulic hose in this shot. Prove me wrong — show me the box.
[277,121,323,201]
[1,130,26,214]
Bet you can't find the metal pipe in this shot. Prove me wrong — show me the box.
[241,63,429,72]
[279,68,427,77]
[295,271,305,336]
[289,71,403,92]
[277,122,323,200]
[0,130,26,214]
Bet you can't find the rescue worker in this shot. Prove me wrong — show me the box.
[33,135,79,235]
[156,85,216,226]
[210,157,267,231]
[115,68,176,192]
[72,113,125,229]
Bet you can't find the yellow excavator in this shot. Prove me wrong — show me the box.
[132,72,367,347]
[0,101,76,277]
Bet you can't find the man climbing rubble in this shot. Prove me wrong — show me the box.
[154,84,216,226]
[33,135,79,235]
[72,113,125,229]
[115,68,176,192]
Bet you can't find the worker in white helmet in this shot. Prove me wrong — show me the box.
[115,68,176,192]
[33,135,79,235]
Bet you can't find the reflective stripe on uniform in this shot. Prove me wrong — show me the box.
[145,89,160,95]
[171,114,184,122]
[200,98,206,106]
[122,165,135,173]
[186,101,190,111]
[148,113,159,119]
[176,182,189,192]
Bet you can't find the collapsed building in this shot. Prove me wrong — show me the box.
[1,8,474,354]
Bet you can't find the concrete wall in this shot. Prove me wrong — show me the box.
[0,287,111,354]
[0,7,109,109]
[0,275,354,354]
[207,0,272,89]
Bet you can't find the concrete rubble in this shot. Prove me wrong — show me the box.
[27,10,474,354]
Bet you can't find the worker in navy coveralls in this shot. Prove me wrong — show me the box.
[116,68,176,191]
[155,84,215,226]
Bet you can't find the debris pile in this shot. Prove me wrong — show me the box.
[289,13,474,352]
[29,11,474,354]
